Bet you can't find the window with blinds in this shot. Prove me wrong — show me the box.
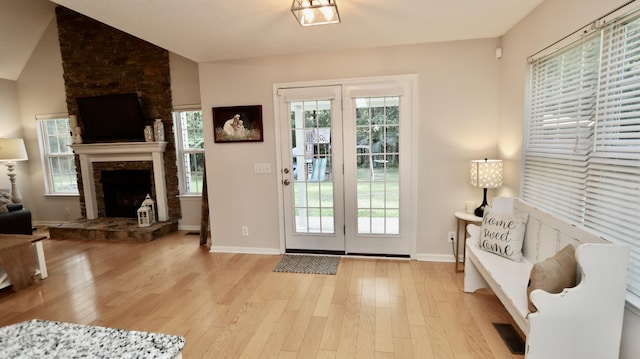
[523,5,640,302]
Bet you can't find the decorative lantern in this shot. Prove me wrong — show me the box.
[141,194,156,224]
[137,205,152,227]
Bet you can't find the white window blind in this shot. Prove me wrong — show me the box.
[523,5,640,300]
[588,10,640,298]
[523,30,600,224]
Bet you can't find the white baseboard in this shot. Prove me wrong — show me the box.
[177,224,200,231]
[415,253,456,262]
[33,221,65,227]
[209,246,281,255]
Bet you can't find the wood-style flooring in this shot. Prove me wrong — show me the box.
[0,230,523,358]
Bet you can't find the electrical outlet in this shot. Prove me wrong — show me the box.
[241,226,249,236]
[447,231,456,243]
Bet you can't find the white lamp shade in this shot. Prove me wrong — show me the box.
[470,159,503,189]
[0,138,28,162]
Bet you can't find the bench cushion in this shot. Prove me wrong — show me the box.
[468,242,533,322]
[527,244,577,312]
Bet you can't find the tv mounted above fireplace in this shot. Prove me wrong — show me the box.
[77,93,147,143]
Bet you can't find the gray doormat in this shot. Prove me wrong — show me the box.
[273,254,340,275]
[492,323,525,355]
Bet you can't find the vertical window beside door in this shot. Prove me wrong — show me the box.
[173,109,205,194]
[36,116,78,195]
[355,96,400,235]
[523,6,640,300]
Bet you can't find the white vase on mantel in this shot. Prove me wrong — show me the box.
[153,119,165,142]
[144,125,154,142]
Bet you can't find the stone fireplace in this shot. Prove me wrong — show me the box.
[55,6,181,222]
[48,6,180,241]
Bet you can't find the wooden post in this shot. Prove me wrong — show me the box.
[199,161,209,247]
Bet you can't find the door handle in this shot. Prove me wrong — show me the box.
[283,179,291,186]
[283,168,290,174]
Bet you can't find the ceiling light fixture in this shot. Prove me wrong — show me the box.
[291,0,341,27]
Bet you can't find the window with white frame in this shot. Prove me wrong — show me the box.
[173,108,204,194]
[523,4,640,302]
[36,115,78,195]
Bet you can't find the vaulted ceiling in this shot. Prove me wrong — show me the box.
[0,0,544,80]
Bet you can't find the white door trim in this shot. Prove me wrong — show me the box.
[273,74,418,258]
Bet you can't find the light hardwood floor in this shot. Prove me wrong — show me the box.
[0,230,523,358]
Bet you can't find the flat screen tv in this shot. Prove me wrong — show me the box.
[77,93,147,143]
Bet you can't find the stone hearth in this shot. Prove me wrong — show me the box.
[48,218,178,242]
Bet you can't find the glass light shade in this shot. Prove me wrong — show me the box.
[291,0,341,26]
[470,159,503,189]
[0,138,28,162]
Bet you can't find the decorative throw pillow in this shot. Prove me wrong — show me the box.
[477,209,528,261]
[527,244,577,313]
[0,189,11,214]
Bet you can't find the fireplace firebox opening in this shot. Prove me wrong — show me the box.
[102,170,153,218]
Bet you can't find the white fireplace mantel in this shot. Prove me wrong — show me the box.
[71,142,169,221]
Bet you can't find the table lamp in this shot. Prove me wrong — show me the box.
[470,158,503,217]
[0,138,29,203]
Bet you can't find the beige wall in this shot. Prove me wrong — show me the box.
[170,52,203,230]
[170,52,201,107]
[0,79,23,191]
[498,0,638,356]
[199,39,502,255]
[15,18,75,222]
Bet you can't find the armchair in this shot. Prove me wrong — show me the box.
[0,204,32,235]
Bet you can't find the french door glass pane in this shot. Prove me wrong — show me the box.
[355,96,400,235]
[290,100,335,234]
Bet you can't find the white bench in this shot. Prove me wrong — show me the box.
[464,197,629,359]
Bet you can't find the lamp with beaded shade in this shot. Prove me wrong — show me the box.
[470,158,503,217]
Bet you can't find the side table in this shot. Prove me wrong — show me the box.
[454,211,483,272]
[0,234,47,290]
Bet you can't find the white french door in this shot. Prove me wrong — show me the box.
[342,84,412,255]
[277,77,416,256]
[278,86,345,252]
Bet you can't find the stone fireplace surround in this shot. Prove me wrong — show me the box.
[56,6,180,222]
[71,142,169,222]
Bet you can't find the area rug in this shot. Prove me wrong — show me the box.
[273,254,340,275]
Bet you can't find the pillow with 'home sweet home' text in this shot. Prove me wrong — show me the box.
[477,209,529,261]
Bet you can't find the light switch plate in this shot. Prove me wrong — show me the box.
[254,163,271,174]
